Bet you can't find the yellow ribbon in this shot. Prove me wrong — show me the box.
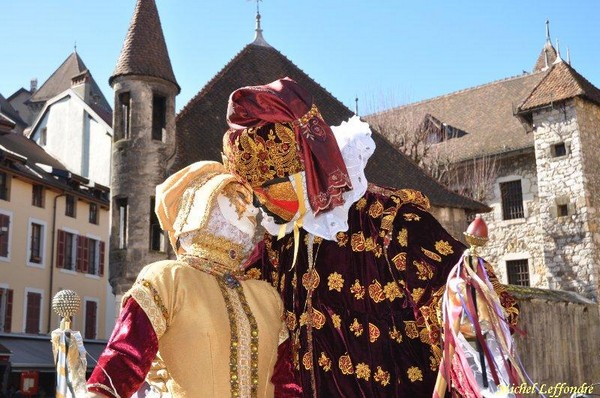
[278,173,306,270]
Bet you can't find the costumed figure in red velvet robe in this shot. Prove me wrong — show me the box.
[86,161,301,398]
[222,78,520,397]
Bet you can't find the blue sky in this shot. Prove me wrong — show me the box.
[1,1,599,114]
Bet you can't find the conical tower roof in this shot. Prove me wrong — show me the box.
[111,0,179,92]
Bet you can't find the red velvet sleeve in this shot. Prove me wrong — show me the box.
[87,298,158,398]
[271,338,303,397]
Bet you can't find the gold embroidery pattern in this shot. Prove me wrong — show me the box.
[331,313,341,329]
[364,237,376,252]
[411,287,425,303]
[350,318,363,337]
[389,327,402,344]
[397,228,408,247]
[407,366,423,382]
[368,280,386,303]
[318,352,332,372]
[350,280,365,300]
[339,353,354,375]
[404,321,419,339]
[264,235,280,269]
[87,383,118,398]
[368,323,380,343]
[390,189,431,211]
[356,363,371,381]
[383,282,403,301]
[403,213,421,222]
[435,240,454,256]
[421,248,442,262]
[327,272,344,292]
[414,260,434,281]
[374,367,391,386]
[351,232,366,252]
[336,232,348,247]
[392,252,407,271]
[302,269,320,291]
[128,281,168,337]
[223,122,304,188]
[368,201,384,218]
[285,311,297,331]
[355,197,367,211]
[303,351,313,370]
[245,268,261,280]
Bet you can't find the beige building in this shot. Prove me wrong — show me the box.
[0,115,110,393]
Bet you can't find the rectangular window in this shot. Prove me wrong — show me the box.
[149,197,165,251]
[118,92,131,140]
[84,300,98,339]
[500,180,524,220]
[117,198,128,249]
[506,259,530,286]
[29,223,43,264]
[0,213,10,258]
[0,172,9,201]
[89,203,98,225]
[40,127,47,146]
[551,142,567,157]
[57,231,77,271]
[0,288,13,332]
[87,238,99,275]
[32,185,44,207]
[65,195,76,218]
[152,95,166,141]
[25,291,42,334]
[558,204,569,217]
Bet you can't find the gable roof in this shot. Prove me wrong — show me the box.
[518,60,600,113]
[533,42,558,72]
[366,72,548,162]
[0,94,27,128]
[28,52,111,112]
[110,0,179,92]
[176,42,485,211]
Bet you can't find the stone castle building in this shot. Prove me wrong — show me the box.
[368,25,600,301]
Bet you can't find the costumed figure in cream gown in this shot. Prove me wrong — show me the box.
[86,161,301,398]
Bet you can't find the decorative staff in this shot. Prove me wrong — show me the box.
[433,216,531,398]
[51,290,88,398]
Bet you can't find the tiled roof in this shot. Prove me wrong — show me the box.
[0,114,15,133]
[0,94,27,128]
[518,60,600,112]
[366,72,548,162]
[28,52,111,112]
[176,43,485,211]
[533,42,558,72]
[110,0,179,92]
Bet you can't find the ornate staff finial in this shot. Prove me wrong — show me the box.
[464,215,488,257]
[52,289,81,330]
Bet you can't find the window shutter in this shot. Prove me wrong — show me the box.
[82,237,89,273]
[99,241,105,277]
[0,214,9,257]
[76,236,84,272]
[26,292,41,334]
[85,301,97,339]
[56,230,65,268]
[3,289,12,332]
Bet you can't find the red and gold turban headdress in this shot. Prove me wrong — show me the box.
[223,77,352,215]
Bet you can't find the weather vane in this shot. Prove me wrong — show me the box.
[247,0,262,15]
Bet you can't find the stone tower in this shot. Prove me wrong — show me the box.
[109,0,180,295]
[517,57,600,300]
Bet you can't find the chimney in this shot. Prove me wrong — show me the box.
[30,78,38,92]
[71,70,91,103]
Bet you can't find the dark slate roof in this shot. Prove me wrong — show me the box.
[28,52,111,112]
[110,0,179,92]
[518,60,600,113]
[0,114,15,133]
[533,42,558,72]
[0,94,27,128]
[6,88,31,103]
[176,42,485,211]
[0,132,109,205]
[366,72,548,162]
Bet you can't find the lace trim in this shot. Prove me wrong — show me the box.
[127,282,168,338]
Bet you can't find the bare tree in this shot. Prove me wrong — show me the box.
[443,155,499,202]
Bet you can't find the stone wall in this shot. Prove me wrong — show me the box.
[509,286,600,394]
[477,151,547,288]
[532,102,599,300]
